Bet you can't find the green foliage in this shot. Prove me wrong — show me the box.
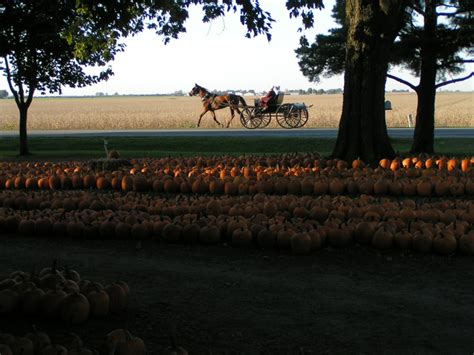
[296,0,473,86]
[294,1,345,82]
[391,1,474,81]
[0,89,8,98]
[0,1,116,101]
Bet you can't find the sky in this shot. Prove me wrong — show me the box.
[1,0,473,96]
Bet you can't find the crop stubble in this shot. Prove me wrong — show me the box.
[0,92,472,130]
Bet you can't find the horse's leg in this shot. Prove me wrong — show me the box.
[227,107,235,128]
[211,110,223,127]
[197,109,208,127]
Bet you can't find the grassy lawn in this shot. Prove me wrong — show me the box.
[0,136,473,159]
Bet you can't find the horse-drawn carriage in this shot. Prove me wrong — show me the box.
[189,84,311,129]
[239,92,310,129]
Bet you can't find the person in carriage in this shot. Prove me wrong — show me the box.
[256,85,280,112]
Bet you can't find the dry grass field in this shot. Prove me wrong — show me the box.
[0,91,472,130]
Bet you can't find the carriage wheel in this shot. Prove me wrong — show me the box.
[285,107,305,128]
[240,108,262,129]
[259,114,272,128]
[296,108,309,128]
[276,105,292,129]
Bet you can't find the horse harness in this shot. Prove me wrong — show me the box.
[202,91,227,109]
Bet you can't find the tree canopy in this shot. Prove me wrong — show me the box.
[1,0,322,155]
[295,0,473,156]
[296,0,473,88]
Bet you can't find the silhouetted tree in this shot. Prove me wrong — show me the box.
[389,0,474,154]
[0,0,275,155]
[296,0,473,157]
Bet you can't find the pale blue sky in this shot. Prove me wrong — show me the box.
[1,0,473,95]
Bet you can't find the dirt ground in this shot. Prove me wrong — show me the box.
[0,234,473,355]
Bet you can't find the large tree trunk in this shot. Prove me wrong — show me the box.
[19,104,30,155]
[410,0,437,154]
[331,0,407,165]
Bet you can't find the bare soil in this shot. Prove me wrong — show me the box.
[1,234,473,354]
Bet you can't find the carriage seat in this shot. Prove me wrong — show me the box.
[254,92,284,110]
[274,93,284,106]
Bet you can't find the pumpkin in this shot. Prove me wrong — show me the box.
[40,289,67,319]
[327,225,353,248]
[373,179,389,195]
[162,223,182,243]
[433,231,457,255]
[54,332,83,351]
[328,179,344,195]
[182,223,201,244]
[257,228,276,249]
[276,228,294,249]
[412,230,433,253]
[290,233,312,254]
[231,228,253,247]
[132,175,148,192]
[40,344,68,355]
[104,329,130,353]
[60,292,90,324]
[372,226,394,250]
[199,225,221,244]
[114,330,146,355]
[87,289,110,317]
[379,158,391,169]
[48,175,61,190]
[416,179,432,197]
[25,328,51,351]
[459,230,474,255]
[354,221,376,245]
[105,283,128,314]
[10,337,34,355]
[96,176,110,190]
[131,223,152,240]
[22,287,46,316]
[352,158,365,170]
[393,230,411,250]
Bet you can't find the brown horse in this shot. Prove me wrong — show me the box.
[189,84,247,128]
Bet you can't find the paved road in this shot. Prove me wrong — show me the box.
[1,128,473,138]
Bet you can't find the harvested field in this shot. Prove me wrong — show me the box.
[0,92,472,130]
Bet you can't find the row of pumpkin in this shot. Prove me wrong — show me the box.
[1,153,473,172]
[1,172,474,197]
[0,327,149,355]
[0,261,130,323]
[1,191,473,255]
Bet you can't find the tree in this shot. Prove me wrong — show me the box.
[0,1,118,155]
[0,0,276,155]
[388,0,474,154]
[333,1,409,163]
[297,1,408,163]
[0,89,8,98]
[296,0,473,157]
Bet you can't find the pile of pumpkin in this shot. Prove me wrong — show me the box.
[0,261,130,324]
[1,189,473,255]
[0,327,147,355]
[0,155,473,198]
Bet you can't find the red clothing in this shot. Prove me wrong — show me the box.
[260,89,276,109]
